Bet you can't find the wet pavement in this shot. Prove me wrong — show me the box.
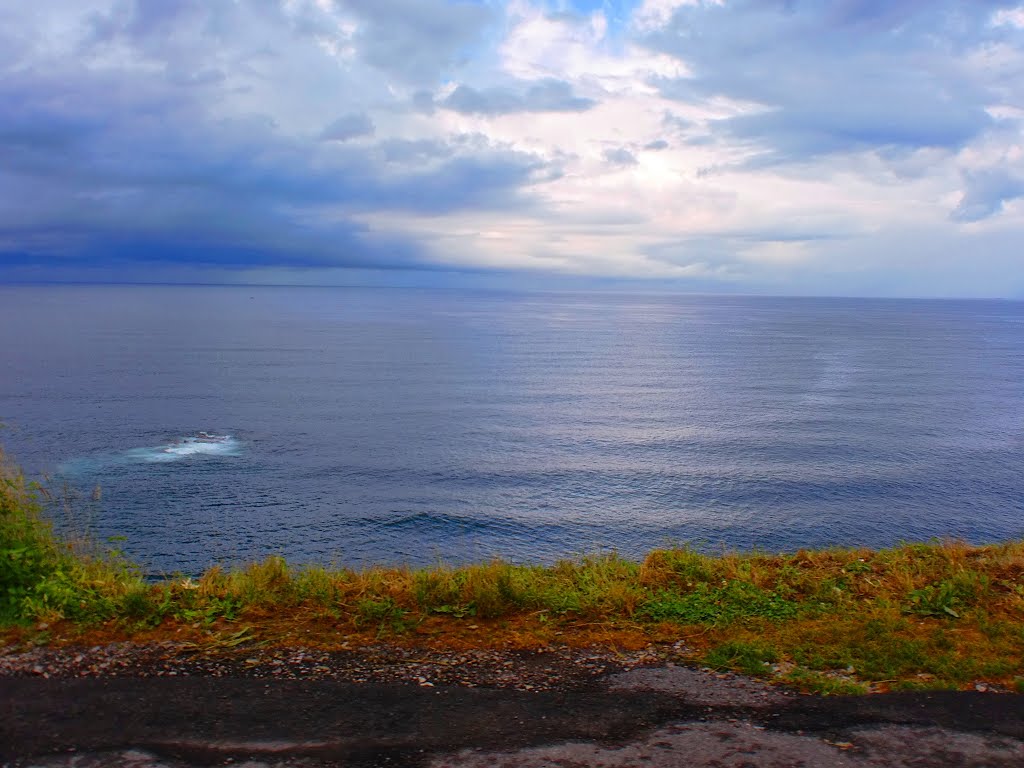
[4,654,1024,767]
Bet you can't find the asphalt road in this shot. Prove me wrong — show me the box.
[4,665,1024,767]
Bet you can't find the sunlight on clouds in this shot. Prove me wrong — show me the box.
[2,0,1023,295]
[736,241,814,267]
[991,7,1024,29]
[500,0,687,87]
[358,209,722,279]
[633,0,721,33]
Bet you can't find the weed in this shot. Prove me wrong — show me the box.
[640,581,799,625]
[355,596,409,634]
[429,603,476,618]
[292,566,343,605]
[413,568,466,611]
[0,450,61,622]
[705,640,778,676]
[171,590,242,625]
[782,668,868,696]
[906,572,988,618]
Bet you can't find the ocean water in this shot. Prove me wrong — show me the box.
[1,284,1022,574]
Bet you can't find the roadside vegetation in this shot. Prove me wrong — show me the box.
[4,445,1024,695]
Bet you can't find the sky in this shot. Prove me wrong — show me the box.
[2,0,1024,297]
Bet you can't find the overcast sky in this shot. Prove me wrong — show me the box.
[3,0,1024,297]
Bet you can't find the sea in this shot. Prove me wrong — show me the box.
[1,284,1022,574]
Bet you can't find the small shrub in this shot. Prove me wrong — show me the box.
[1,453,61,623]
[120,584,156,621]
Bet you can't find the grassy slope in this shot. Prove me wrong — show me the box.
[3,446,1024,695]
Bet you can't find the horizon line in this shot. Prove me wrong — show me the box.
[0,278,1022,303]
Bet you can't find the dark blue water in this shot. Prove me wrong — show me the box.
[1,285,1022,573]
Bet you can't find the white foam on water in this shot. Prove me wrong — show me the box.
[60,433,242,474]
[138,434,241,463]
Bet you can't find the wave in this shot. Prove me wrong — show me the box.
[59,432,241,474]
[132,433,241,463]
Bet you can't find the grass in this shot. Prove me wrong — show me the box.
[5,445,1024,694]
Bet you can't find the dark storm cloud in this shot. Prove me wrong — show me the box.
[0,1,553,275]
[642,0,1018,165]
[0,99,551,268]
[442,79,597,115]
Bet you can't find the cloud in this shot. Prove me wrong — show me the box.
[992,6,1024,28]
[603,147,638,165]
[336,0,496,85]
[321,113,375,142]
[642,0,1016,165]
[0,2,554,276]
[377,138,453,164]
[951,169,1024,222]
[441,79,596,115]
[1,0,1024,296]
[411,90,437,114]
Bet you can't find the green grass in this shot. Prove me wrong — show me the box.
[5,444,1024,694]
[1,448,62,622]
[705,639,778,676]
[639,581,800,624]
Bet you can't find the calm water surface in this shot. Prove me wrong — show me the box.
[1,285,1022,572]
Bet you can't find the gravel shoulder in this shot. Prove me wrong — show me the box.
[3,642,1024,767]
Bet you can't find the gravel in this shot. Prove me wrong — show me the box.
[607,664,792,708]
[0,639,692,691]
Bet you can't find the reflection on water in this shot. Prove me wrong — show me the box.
[0,285,1022,573]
